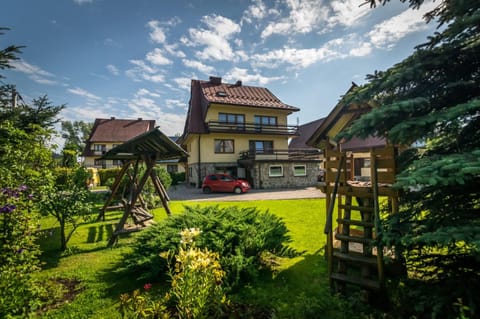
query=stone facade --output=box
[250,161,321,189]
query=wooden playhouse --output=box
[307,85,401,295]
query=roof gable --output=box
[88,118,156,142]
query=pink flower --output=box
[143,283,152,290]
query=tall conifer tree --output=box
[341,1,480,316]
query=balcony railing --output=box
[207,121,299,135]
[239,148,322,161]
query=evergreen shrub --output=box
[121,205,299,288]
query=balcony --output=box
[239,148,322,161]
[207,121,299,135]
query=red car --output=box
[202,173,251,194]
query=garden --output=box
[2,0,480,317]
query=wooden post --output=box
[370,149,385,288]
[150,170,172,216]
[97,160,133,221]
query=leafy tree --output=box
[341,0,480,317]
[61,120,92,167]
[38,166,93,250]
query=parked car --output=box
[202,173,251,194]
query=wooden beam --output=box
[97,160,133,221]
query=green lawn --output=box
[35,198,355,318]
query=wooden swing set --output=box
[96,128,187,246]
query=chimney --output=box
[235,80,242,86]
[209,76,222,84]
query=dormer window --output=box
[216,91,227,97]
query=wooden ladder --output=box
[324,146,397,294]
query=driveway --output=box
[166,183,325,202]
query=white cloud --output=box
[10,60,54,77]
[224,67,286,86]
[136,88,161,98]
[164,44,186,58]
[367,1,436,49]
[349,42,372,57]
[10,60,58,85]
[242,0,268,24]
[106,64,119,75]
[146,48,172,65]
[68,87,102,100]
[261,0,329,38]
[73,0,93,4]
[165,99,186,109]
[173,77,192,91]
[329,0,371,27]
[147,20,167,44]
[126,59,165,83]
[129,59,157,73]
[185,14,241,61]
[182,59,215,74]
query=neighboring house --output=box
[82,117,156,169]
[177,76,322,189]
[156,136,186,174]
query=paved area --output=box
[166,183,325,202]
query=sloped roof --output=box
[88,118,156,142]
[340,136,386,152]
[201,81,298,110]
[101,127,187,161]
[289,118,325,149]
[178,77,299,143]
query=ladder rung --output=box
[335,234,373,244]
[330,273,381,290]
[338,204,374,212]
[333,251,377,265]
[337,218,374,228]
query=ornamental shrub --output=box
[0,186,43,317]
[121,205,299,288]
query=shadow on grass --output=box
[234,249,350,318]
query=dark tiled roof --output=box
[289,118,325,149]
[82,118,155,156]
[89,118,155,142]
[200,81,299,110]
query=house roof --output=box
[289,118,325,149]
[178,76,299,143]
[101,127,187,161]
[306,83,374,148]
[88,117,156,142]
[339,136,386,152]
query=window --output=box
[218,113,245,124]
[113,159,122,166]
[93,144,106,152]
[215,139,234,153]
[293,165,306,176]
[254,115,277,126]
[189,167,193,177]
[249,140,273,154]
[269,165,283,177]
[167,164,178,173]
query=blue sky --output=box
[1,0,438,141]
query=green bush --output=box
[121,205,299,289]
[97,168,121,187]
[169,172,185,186]
[0,186,43,317]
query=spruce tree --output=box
[340,1,480,317]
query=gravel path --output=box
[167,183,325,202]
